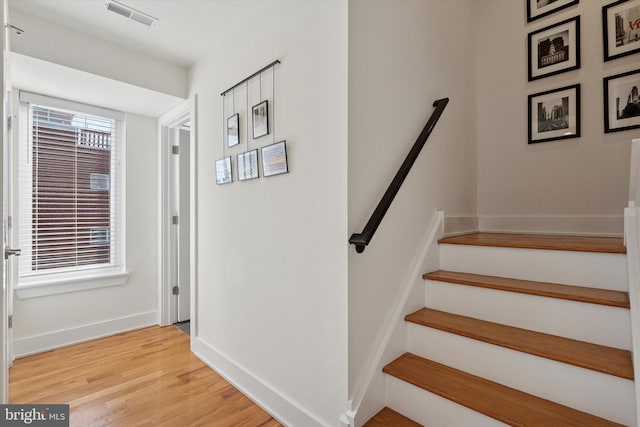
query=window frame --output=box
[15,92,128,298]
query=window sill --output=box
[15,270,129,299]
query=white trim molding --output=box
[350,211,444,426]
[193,337,327,427]
[13,310,156,358]
[625,138,640,426]
[15,271,128,299]
[443,216,478,236]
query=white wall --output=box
[348,0,477,403]
[13,113,159,355]
[8,7,187,98]
[476,0,636,232]
[188,1,348,426]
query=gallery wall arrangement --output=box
[215,59,289,184]
[526,0,640,144]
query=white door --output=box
[177,129,190,322]
[169,128,190,324]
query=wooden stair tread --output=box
[406,308,633,380]
[384,353,624,427]
[423,270,630,308]
[438,232,626,254]
[363,407,423,427]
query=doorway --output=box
[158,98,196,340]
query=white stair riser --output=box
[425,279,632,350]
[407,324,636,426]
[385,375,508,427]
[439,244,627,291]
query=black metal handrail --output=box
[349,98,449,253]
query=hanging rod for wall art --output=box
[221,60,281,96]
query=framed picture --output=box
[528,84,581,144]
[252,100,269,139]
[237,149,259,181]
[215,157,232,185]
[527,0,579,23]
[528,16,580,81]
[603,0,640,61]
[604,69,640,133]
[261,140,288,177]
[227,113,239,147]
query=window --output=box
[18,92,125,290]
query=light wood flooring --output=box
[9,326,282,427]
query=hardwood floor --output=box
[9,326,282,427]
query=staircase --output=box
[363,232,635,426]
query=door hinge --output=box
[172,215,179,225]
[7,216,12,229]
[8,315,12,329]
[7,116,11,131]
[172,145,179,155]
[172,286,179,295]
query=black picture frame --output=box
[604,69,640,133]
[237,149,259,181]
[261,140,288,177]
[252,100,269,139]
[528,84,581,144]
[227,113,239,148]
[215,157,233,185]
[528,16,580,81]
[603,0,640,61]
[527,0,579,23]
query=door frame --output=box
[158,96,197,341]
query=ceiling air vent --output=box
[105,0,158,27]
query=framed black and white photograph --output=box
[237,149,259,181]
[227,113,239,147]
[527,0,579,23]
[528,16,580,81]
[261,140,288,177]
[603,0,640,61]
[528,84,581,144]
[252,100,269,139]
[604,69,640,133]
[215,156,233,185]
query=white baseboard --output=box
[193,337,327,427]
[443,216,479,236]
[443,216,624,237]
[13,311,157,358]
[478,216,624,237]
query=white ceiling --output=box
[8,0,268,67]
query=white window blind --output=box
[18,92,125,281]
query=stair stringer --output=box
[351,211,444,427]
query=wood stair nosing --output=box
[438,232,626,254]
[363,407,423,427]
[405,308,634,380]
[423,270,630,308]
[383,353,625,427]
